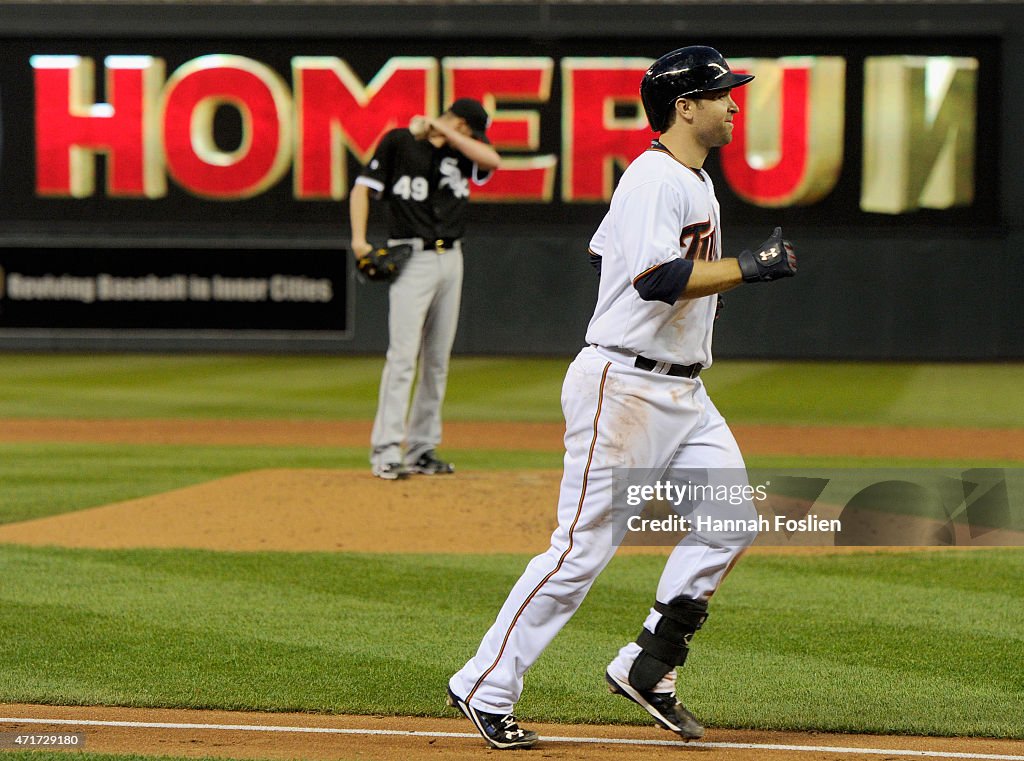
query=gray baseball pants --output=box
[371,238,463,468]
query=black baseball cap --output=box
[448,98,491,143]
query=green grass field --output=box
[1,547,1021,737]
[2,354,1024,427]
[0,354,1022,739]
[0,756,224,761]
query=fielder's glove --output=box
[737,227,797,283]
[355,243,414,283]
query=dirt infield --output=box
[3,418,1024,460]
[2,418,1022,760]
[2,704,1023,761]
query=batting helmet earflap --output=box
[640,46,755,132]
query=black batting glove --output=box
[737,227,796,283]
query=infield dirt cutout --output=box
[1,419,1022,760]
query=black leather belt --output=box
[634,354,702,379]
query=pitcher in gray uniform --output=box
[349,99,501,480]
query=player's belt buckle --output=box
[432,238,458,253]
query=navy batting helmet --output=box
[640,46,754,132]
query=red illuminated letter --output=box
[561,58,652,202]
[33,55,165,198]
[720,57,845,207]
[162,55,292,199]
[443,57,556,202]
[293,57,437,200]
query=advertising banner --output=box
[0,34,1001,338]
[0,245,349,336]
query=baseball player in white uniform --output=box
[446,46,797,749]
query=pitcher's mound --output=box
[3,468,1012,556]
[0,469,587,554]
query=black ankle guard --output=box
[628,596,709,691]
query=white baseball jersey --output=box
[450,141,757,716]
[586,145,722,368]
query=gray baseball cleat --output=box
[446,687,539,750]
[605,671,704,739]
[407,450,455,475]
[371,462,407,480]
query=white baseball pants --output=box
[449,345,758,713]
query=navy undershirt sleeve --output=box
[633,258,694,304]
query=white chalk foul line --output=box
[1,716,1022,761]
